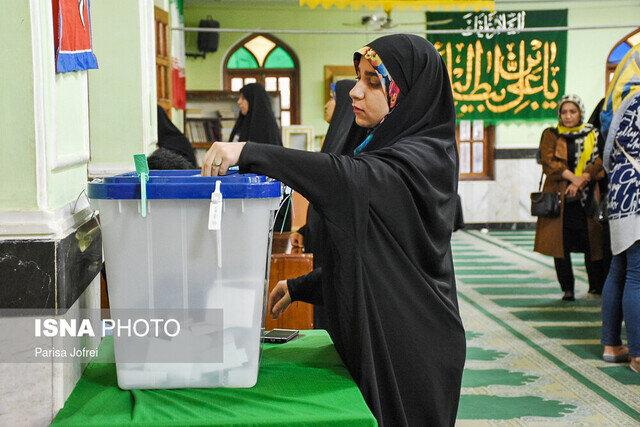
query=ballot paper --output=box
[118,369,168,387]
[206,284,257,329]
[119,330,252,388]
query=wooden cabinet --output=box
[266,232,315,330]
[265,253,314,330]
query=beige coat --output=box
[533,128,604,260]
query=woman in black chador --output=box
[156,105,198,168]
[229,82,282,146]
[203,35,465,426]
[230,82,289,229]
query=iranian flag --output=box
[170,0,186,109]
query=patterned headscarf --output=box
[557,94,586,123]
[352,46,401,155]
[600,44,640,139]
[354,46,401,112]
[556,94,599,179]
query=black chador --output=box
[229,83,282,146]
[295,79,357,329]
[156,105,198,168]
[239,35,465,426]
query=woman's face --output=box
[237,94,249,116]
[324,97,336,123]
[350,59,390,128]
[560,102,581,128]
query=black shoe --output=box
[588,288,602,295]
[562,292,575,301]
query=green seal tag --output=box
[133,154,150,217]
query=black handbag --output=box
[530,170,561,218]
[595,197,608,223]
[584,182,608,223]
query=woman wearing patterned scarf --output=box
[534,94,606,301]
[599,44,640,372]
[203,34,465,426]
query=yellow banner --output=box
[299,0,494,11]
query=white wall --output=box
[88,0,158,177]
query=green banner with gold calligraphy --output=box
[426,10,567,121]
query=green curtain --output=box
[427,9,567,122]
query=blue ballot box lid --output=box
[88,170,282,200]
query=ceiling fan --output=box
[343,8,452,31]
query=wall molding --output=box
[88,163,133,178]
[30,1,91,182]
[30,0,49,210]
[51,152,91,172]
[50,74,91,172]
[494,148,539,160]
[462,222,536,230]
[0,199,93,239]
[140,0,157,154]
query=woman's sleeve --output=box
[238,142,368,230]
[584,157,604,180]
[287,268,323,305]
[539,129,566,181]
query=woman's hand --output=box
[202,142,246,176]
[268,280,292,319]
[565,182,580,197]
[578,173,591,189]
[570,173,590,190]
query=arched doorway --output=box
[605,27,640,91]
[223,33,300,126]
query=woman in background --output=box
[600,45,640,371]
[534,94,605,301]
[156,105,198,168]
[231,83,288,230]
[229,83,282,146]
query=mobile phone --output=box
[261,328,299,343]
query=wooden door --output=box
[154,6,171,116]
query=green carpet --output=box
[493,298,600,308]
[466,347,508,361]
[454,230,640,424]
[564,344,602,360]
[475,287,559,295]
[514,310,602,322]
[456,269,533,276]
[458,277,553,285]
[457,396,576,420]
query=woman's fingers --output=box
[202,142,221,176]
[268,282,285,317]
[201,142,246,176]
[565,184,578,197]
[272,298,289,318]
[268,287,281,315]
[268,280,291,319]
